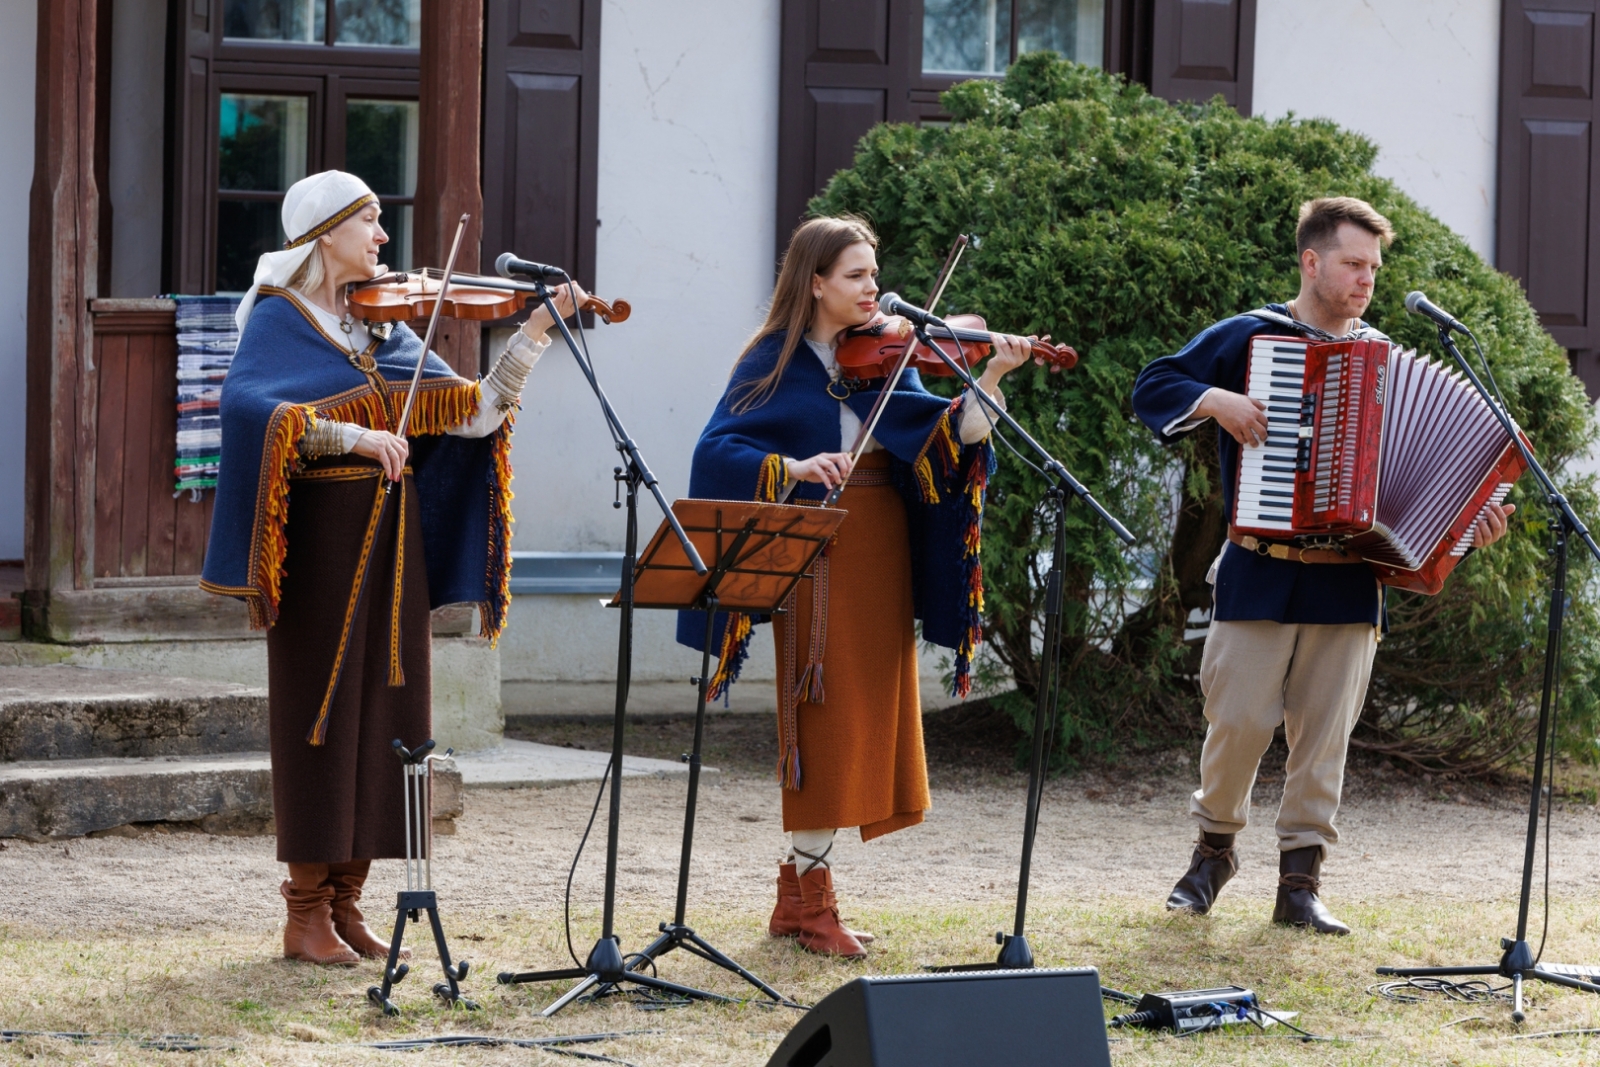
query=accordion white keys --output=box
[1232,335,1528,594]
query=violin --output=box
[834,312,1078,380]
[348,268,631,324]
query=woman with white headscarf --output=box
[203,170,586,965]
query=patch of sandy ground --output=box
[7,758,1600,937]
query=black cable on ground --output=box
[1368,976,1514,1004]
[363,1030,649,1064]
[1,1029,222,1053]
[564,759,614,967]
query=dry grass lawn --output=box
[5,706,1600,1065]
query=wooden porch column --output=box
[24,0,101,608]
[415,0,486,377]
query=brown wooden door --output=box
[1147,0,1256,113]
[1498,0,1600,381]
[481,0,602,295]
[776,0,916,250]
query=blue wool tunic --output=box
[1131,305,1384,626]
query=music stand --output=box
[500,499,843,1013]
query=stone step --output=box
[0,665,267,761]
[0,750,463,840]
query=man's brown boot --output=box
[1165,831,1237,915]
[327,859,409,960]
[770,862,874,943]
[795,865,866,959]
[1272,845,1350,935]
[282,863,360,965]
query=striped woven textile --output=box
[174,295,241,495]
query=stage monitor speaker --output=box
[764,967,1111,1067]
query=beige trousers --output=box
[1191,619,1377,853]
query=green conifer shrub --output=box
[811,53,1600,775]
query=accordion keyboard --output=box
[1235,337,1309,533]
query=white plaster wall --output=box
[108,0,169,298]
[499,0,783,690]
[508,0,782,551]
[0,1,36,561]
[1253,1,1500,260]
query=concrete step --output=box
[452,738,717,790]
[0,665,267,761]
[0,750,464,840]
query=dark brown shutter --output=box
[1147,0,1256,114]
[481,0,601,297]
[166,0,217,294]
[776,0,915,251]
[1498,0,1600,357]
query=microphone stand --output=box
[904,318,1135,972]
[496,277,713,1015]
[1376,324,1600,1022]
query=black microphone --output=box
[1404,290,1470,335]
[878,292,946,329]
[495,251,569,281]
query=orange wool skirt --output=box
[774,451,931,842]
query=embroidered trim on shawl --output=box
[235,378,483,631]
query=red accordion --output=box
[1232,335,1527,594]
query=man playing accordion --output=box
[1130,197,1514,934]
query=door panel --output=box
[1499,1,1600,349]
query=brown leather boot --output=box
[770,863,874,943]
[1272,845,1350,935]
[796,864,866,959]
[1165,832,1237,915]
[327,859,409,960]
[282,863,360,965]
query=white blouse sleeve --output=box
[957,385,1007,444]
[447,329,551,439]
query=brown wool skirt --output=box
[267,459,432,863]
[774,451,930,842]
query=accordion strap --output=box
[1244,307,1388,343]
[1228,528,1368,565]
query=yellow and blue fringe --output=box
[479,411,516,645]
[247,382,487,630]
[756,452,786,503]
[910,400,962,505]
[707,611,754,702]
[953,450,989,697]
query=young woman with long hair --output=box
[677,216,1034,958]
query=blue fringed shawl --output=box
[675,330,994,697]
[199,288,515,640]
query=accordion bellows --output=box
[1233,335,1527,595]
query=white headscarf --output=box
[234,170,378,332]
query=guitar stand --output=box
[368,739,478,1016]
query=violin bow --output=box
[394,213,470,441]
[796,234,969,508]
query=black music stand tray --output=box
[499,499,842,1013]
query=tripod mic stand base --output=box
[924,932,1035,974]
[628,922,796,1006]
[1378,938,1600,1024]
[497,934,742,1017]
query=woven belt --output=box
[846,466,893,487]
[1227,528,1366,565]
